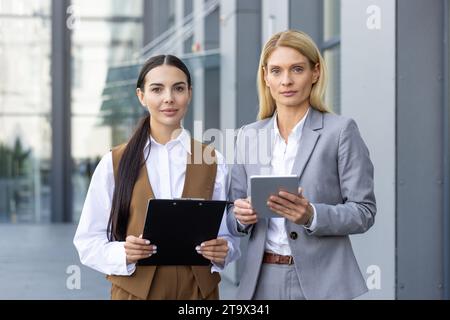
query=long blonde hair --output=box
[257,30,330,120]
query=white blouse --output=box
[265,109,317,256]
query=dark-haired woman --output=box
[74,55,240,300]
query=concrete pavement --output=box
[0,224,238,300]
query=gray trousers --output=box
[252,263,306,300]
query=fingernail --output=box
[145,240,150,245]
[200,243,205,247]
[153,245,157,250]
[195,246,201,251]
[148,253,152,256]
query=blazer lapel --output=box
[257,116,275,175]
[291,108,323,179]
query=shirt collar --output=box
[273,107,310,141]
[143,127,191,155]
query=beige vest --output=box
[106,139,221,299]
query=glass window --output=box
[168,0,176,27]
[71,0,144,222]
[0,0,51,16]
[324,46,341,113]
[72,0,143,18]
[71,20,143,115]
[0,0,51,223]
[323,0,340,41]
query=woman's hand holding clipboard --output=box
[124,234,157,265]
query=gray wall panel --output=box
[397,0,445,299]
[341,0,396,299]
[51,0,72,222]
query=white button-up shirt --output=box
[265,108,317,255]
[74,129,239,276]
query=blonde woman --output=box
[227,30,376,299]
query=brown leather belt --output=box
[262,251,294,265]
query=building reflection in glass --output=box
[0,0,52,223]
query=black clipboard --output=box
[137,199,230,266]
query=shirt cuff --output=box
[236,219,251,233]
[304,203,318,231]
[110,241,136,276]
[126,263,137,275]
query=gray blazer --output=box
[227,108,376,300]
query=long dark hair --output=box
[107,55,192,241]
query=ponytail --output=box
[107,114,150,241]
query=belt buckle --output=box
[288,256,293,265]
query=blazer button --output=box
[290,231,298,240]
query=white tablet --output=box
[250,175,299,219]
